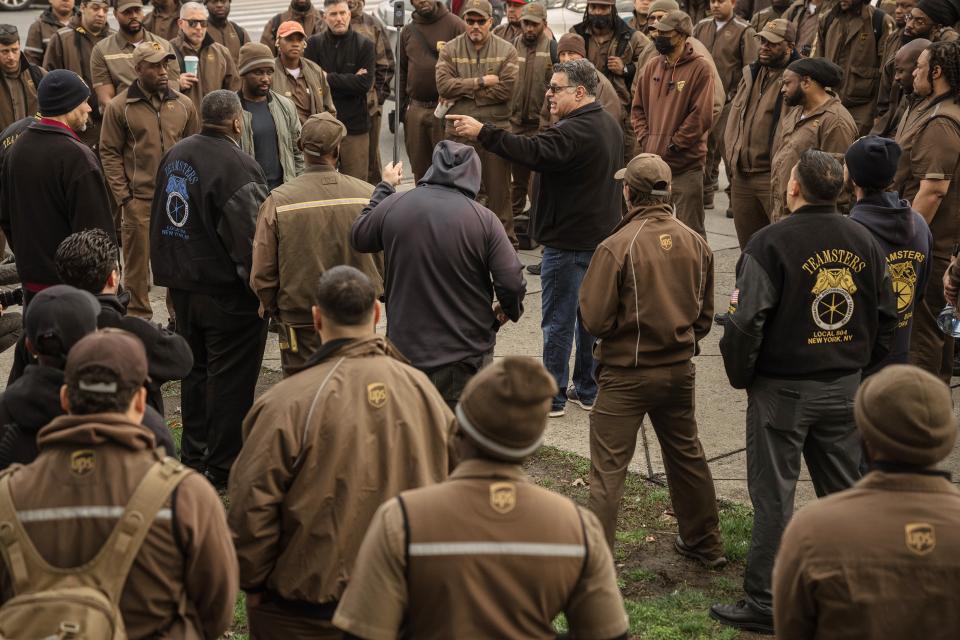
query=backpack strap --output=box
[870,7,884,44]
[0,470,32,594]
[93,457,188,604]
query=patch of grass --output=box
[624,568,658,584]
[161,380,181,398]
[624,589,740,640]
[224,592,248,639]
[165,416,182,456]
[616,528,650,545]
[718,500,753,563]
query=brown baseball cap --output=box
[461,0,492,18]
[116,0,144,11]
[755,18,796,43]
[615,153,672,196]
[65,329,150,394]
[133,41,175,66]
[277,20,307,39]
[521,2,547,23]
[655,9,693,36]
[456,357,557,462]
[557,33,586,57]
[648,0,679,14]
[300,112,347,156]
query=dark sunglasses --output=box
[464,16,488,25]
[185,19,208,27]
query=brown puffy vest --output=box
[400,475,587,639]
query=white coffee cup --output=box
[184,55,199,75]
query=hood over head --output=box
[850,191,917,246]
[419,140,482,198]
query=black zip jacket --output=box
[0,120,115,288]
[720,204,898,388]
[477,101,623,251]
[150,130,268,295]
[304,29,375,135]
[850,192,932,374]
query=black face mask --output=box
[654,35,675,54]
[587,14,611,30]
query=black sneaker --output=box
[726,208,734,219]
[714,312,728,326]
[526,262,542,275]
[709,601,774,635]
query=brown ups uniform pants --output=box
[509,123,539,218]
[339,132,370,181]
[121,197,154,318]
[589,361,723,557]
[278,324,323,377]
[450,133,516,247]
[672,169,706,239]
[404,102,443,182]
[730,172,772,249]
[910,254,954,383]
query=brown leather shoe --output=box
[674,535,728,569]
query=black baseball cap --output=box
[25,285,100,357]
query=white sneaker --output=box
[548,408,565,418]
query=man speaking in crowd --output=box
[447,58,622,417]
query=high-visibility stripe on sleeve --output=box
[16,506,172,523]
[409,542,585,558]
[275,198,370,213]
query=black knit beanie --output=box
[38,70,90,117]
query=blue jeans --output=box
[541,247,597,410]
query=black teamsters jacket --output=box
[478,101,623,251]
[720,204,898,388]
[150,130,268,295]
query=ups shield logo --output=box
[659,234,673,251]
[489,482,517,514]
[70,450,95,477]
[905,523,936,555]
[367,382,388,409]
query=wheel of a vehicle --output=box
[0,0,33,11]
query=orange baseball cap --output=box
[277,20,307,39]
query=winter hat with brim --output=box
[38,70,90,117]
[557,33,587,56]
[238,43,275,75]
[855,364,957,466]
[456,357,557,463]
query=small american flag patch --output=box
[730,289,739,304]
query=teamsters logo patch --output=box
[810,267,856,331]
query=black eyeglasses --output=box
[464,17,487,25]
[185,19,208,27]
[547,84,574,93]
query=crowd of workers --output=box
[0,0,956,636]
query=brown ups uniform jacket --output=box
[632,41,716,174]
[492,21,522,42]
[510,32,554,128]
[749,4,786,31]
[206,18,250,62]
[893,95,960,258]
[273,56,336,124]
[436,33,519,136]
[693,16,758,99]
[724,61,790,175]
[43,23,113,147]
[251,164,382,324]
[773,471,960,639]
[170,33,240,109]
[0,413,238,639]
[0,56,44,132]
[815,3,895,123]
[24,9,73,66]
[398,3,465,107]
[579,25,648,124]
[579,202,713,367]
[782,0,820,55]
[333,459,629,640]
[770,94,857,220]
[260,5,323,55]
[228,335,456,606]
[99,82,199,204]
[90,31,180,94]
[143,5,181,42]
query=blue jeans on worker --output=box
[541,246,597,410]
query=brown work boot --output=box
[674,535,727,569]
